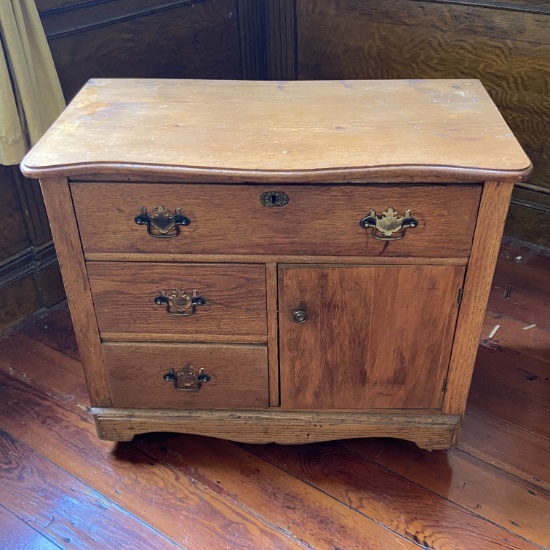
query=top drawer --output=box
[70,183,481,258]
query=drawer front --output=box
[72,183,481,258]
[103,343,269,409]
[87,262,267,342]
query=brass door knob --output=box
[291,308,308,323]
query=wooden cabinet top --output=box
[21,78,531,183]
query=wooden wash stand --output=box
[21,79,531,450]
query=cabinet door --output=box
[278,265,465,410]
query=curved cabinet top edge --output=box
[20,162,532,184]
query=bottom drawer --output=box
[103,343,269,409]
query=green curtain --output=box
[0,0,65,165]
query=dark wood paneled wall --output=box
[0,166,64,331]
[2,0,548,329]
[295,0,550,245]
[40,0,243,101]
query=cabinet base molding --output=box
[92,408,461,450]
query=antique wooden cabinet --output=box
[21,79,531,450]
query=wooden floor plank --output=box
[481,312,550,365]
[459,407,550,493]
[0,503,62,550]
[18,304,80,361]
[0,429,182,550]
[488,261,550,332]
[469,360,550,440]
[498,237,550,274]
[243,441,541,550]
[0,371,313,550]
[134,433,420,550]
[472,346,550,402]
[342,437,550,549]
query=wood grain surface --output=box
[0,429,180,549]
[37,178,111,406]
[87,262,267,341]
[21,79,531,181]
[343,437,550,549]
[278,265,465,409]
[92,408,459,449]
[0,503,62,550]
[71,182,481,258]
[247,442,541,550]
[103,342,269,409]
[443,181,515,415]
[42,0,242,101]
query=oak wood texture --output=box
[70,182,481,258]
[92,408,460,449]
[84,253,470,266]
[87,262,267,342]
[265,263,280,406]
[443,181,515,415]
[103,342,269,409]
[20,79,531,182]
[248,441,541,550]
[2,234,548,548]
[278,265,464,409]
[37,177,111,407]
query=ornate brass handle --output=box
[163,366,211,391]
[360,207,418,241]
[134,205,190,238]
[155,288,206,316]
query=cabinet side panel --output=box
[443,181,515,415]
[38,177,111,406]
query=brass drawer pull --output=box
[154,288,206,316]
[163,366,211,391]
[360,207,417,241]
[134,205,190,238]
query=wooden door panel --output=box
[278,265,465,409]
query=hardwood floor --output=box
[0,237,548,550]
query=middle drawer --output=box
[87,262,267,342]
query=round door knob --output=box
[291,308,308,323]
